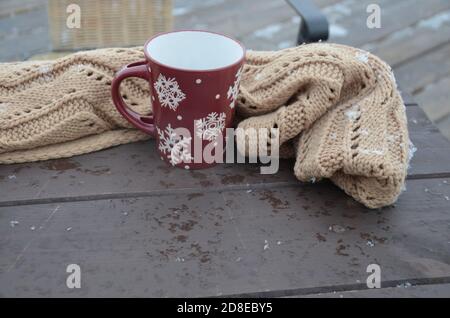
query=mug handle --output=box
[111,60,155,136]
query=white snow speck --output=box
[0,102,10,113]
[277,241,282,245]
[390,71,398,88]
[445,196,449,201]
[177,115,182,121]
[361,129,369,136]
[253,24,283,39]
[172,7,191,16]
[418,12,450,30]
[184,165,190,170]
[325,2,352,16]
[397,282,412,288]
[310,177,316,183]
[291,16,301,24]
[263,240,269,250]
[401,183,407,192]
[345,105,360,121]
[175,257,185,262]
[386,134,396,142]
[38,64,53,74]
[355,51,369,63]
[360,149,384,156]
[277,41,291,49]
[30,226,36,231]
[329,224,346,233]
[215,94,220,99]
[195,79,202,84]
[330,24,348,37]
[366,240,375,247]
[408,141,417,163]
[8,175,16,180]
[10,220,19,227]
[66,227,72,231]
[236,257,241,262]
[246,189,252,193]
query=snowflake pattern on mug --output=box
[195,112,226,141]
[157,124,192,166]
[154,73,186,111]
[227,66,243,109]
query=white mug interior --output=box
[146,31,245,71]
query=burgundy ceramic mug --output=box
[111,30,245,169]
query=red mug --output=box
[111,30,245,169]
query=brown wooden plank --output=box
[362,9,450,68]
[0,0,46,19]
[174,0,340,49]
[294,283,450,297]
[435,113,450,142]
[1,177,449,297]
[242,0,450,52]
[401,90,417,107]
[394,42,450,98]
[414,76,450,123]
[241,0,392,50]
[0,106,449,205]
[331,0,450,47]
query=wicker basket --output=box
[48,0,173,50]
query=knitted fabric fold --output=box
[0,44,411,208]
[237,44,410,208]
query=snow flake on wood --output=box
[195,112,226,141]
[157,124,192,166]
[154,73,186,111]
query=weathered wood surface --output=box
[1,176,449,297]
[1,104,450,297]
[1,0,450,297]
[293,283,450,298]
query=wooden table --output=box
[1,93,450,297]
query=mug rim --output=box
[144,30,246,73]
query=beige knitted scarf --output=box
[0,44,410,208]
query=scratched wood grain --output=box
[1,177,449,297]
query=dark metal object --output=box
[287,0,329,44]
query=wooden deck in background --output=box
[1,0,450,298]
[1,0,449,140]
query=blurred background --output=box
[1,0,449,140]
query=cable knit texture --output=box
[0,44,410,208]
